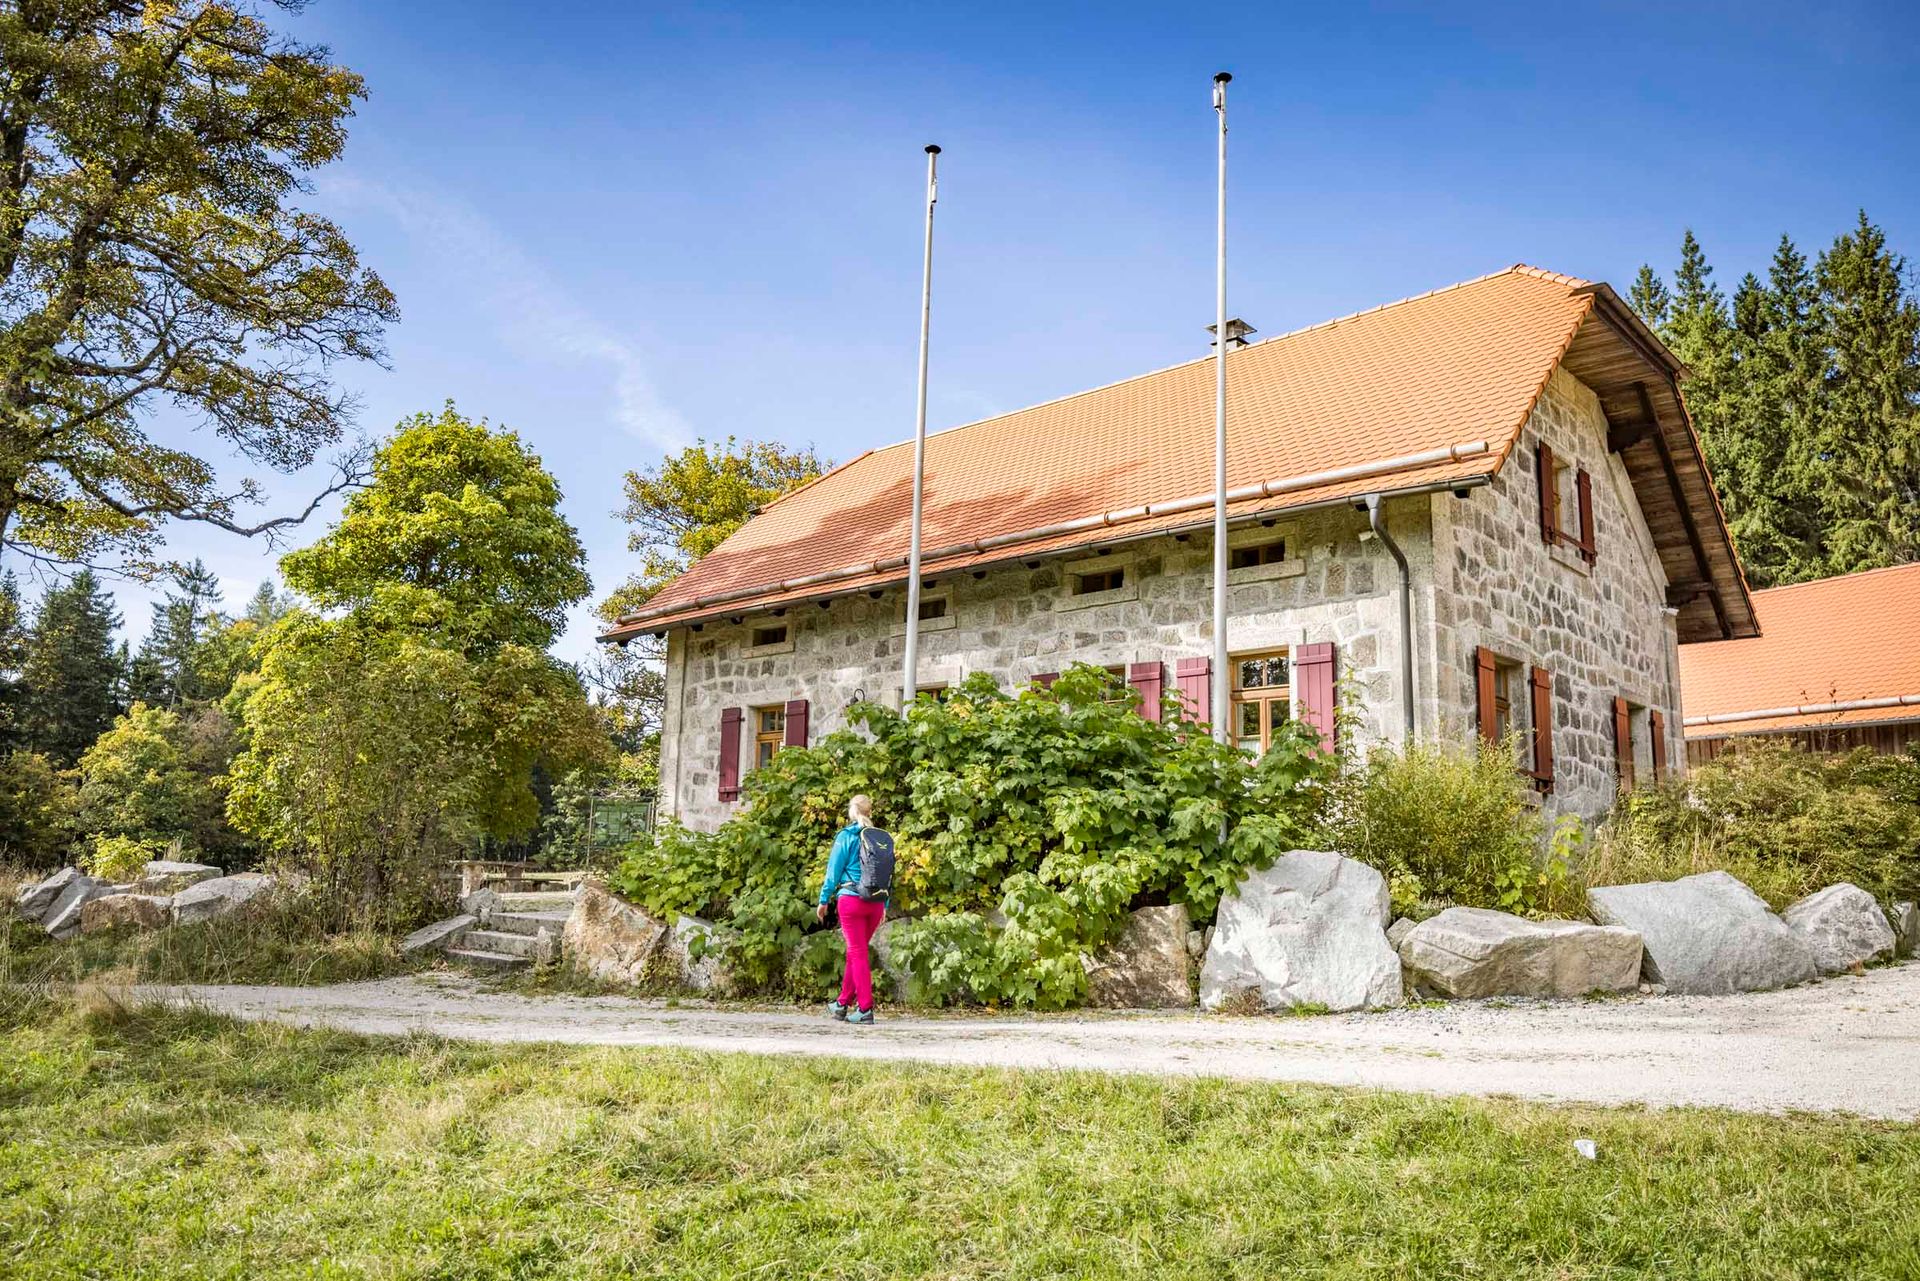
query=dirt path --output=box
[139,961,1920,1119]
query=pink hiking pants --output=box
[836,894,887,1012]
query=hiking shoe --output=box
[846,1007,877,1025]
[826,1000,849,1021]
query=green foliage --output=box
[0,750,78,868]
[73,703,229,861]
[1632,214,1920,586]
[1316,737,1547,919]
[615,666,1333,1006]
[128,560,225,708]
[232,409,610,927]
[228,611,608,929]
[0,571,24,747]
[1587,742,1920,909]
[18,571,124,765]
[82,833,168,884]
[281,405,590,652]
[598,436,830,625]
[0,0,394,569]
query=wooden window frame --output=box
[1230,648,1292,756]
[752,704,787,770]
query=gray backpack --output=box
[855,827,895,901]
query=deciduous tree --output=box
[0,0,395,570]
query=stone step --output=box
[462,928,536,958]
[444,947,529,972]
[489,910,569,937]
[496,891,575,912]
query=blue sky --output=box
[16,0,1918,662]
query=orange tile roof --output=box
[1680,562,1920,735]
[608,265,1602,637]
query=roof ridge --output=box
[1751,560,1920,597]
[855,264,1588,459]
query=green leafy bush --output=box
[0,751,78,869]
[1586,742,1920,908]
[1315,737,1548,919]
[614,665,1334,1006]
[73,703,228,862]
[82,833,168,883]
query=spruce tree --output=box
[0,572,25,749]
[133,560,224,706]
[21,571,125,765]
[1814,211,1920,575]
[1629,265,1671,328]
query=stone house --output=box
[603,266,1756,831]
[1681,562,1920,764]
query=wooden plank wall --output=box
[1686,720,1920,766]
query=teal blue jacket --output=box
[818,822,883,905]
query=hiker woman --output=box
[818,793,888,1024]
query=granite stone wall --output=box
[660,502,1427,832]
[658,364,1680,831]
[1428,364,1683,821]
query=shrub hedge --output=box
[614,665,1334,1007]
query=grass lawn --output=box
[2,993,1916,1278]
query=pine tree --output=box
[0,572,26,749]
[1814,211,1920,575]
[244,580,291,628]
[133,560,224,707]
[20,571,125,765]
[1629,265,1671,328]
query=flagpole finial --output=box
[925,144,941,155]
[1214,71,1232,84]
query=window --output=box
[1073,567,1126,595]
[753,705,786,769]
[1493,657,1529,769]
[1535,440,1596,564]
[917,596,948,621]
[916,684,951,703]
[1230,650,1291,755]
[1229,539,1287,570]
[750,623,788,648]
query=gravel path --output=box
[140,961,1920,1119]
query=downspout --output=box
[1364,493,1415,741]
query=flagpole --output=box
[1210,73,1231,745]
[902,143,940,710]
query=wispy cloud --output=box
[321,175,690,453]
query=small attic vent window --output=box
[918,597,948,621]
[751,624,788,648]
[1073,567,1126,595]
[1230,539,1286,570]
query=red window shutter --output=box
[1576,467,1597,563]
[1474,646,1498,743]
[1650,709,1667,783]
[1293,643,1338,752]
[1529,666,1554,791]
[783,698,809,748]
[1127,661,1164,723]
[1033,672,1059,690]
[1613,696,1633,791]
[1535,441,1557,543]
[1174,657,1211,726]
[717,707,743,802]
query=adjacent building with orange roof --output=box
[1680,562,1920,762]
[608,266,1756,829]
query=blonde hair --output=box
[848,794,873,825]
